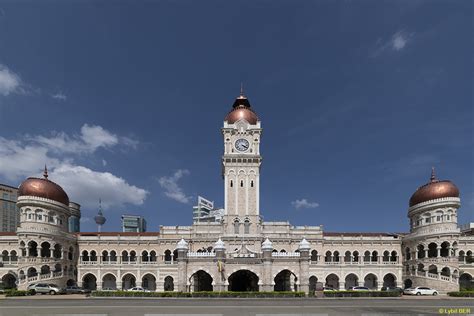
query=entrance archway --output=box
[122,274,136,290]
[228,270,259,291]
[309,276,318,292]
[142,274,156,291]
[102,274,117,290]
[191,270,213,292]
[164,276,174,291]
[345,273,358,289]
[460,273,473,290]
[404,279,412,289]
[383,273,396,288]
[1,273,17,289]
[274,270,297,291]
[82,273,97,290]
[364,273,377,289]
[326,274,339,289]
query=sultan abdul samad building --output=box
[0,92,473,294]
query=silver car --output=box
[30,283,64,295]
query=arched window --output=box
[142,251,149,262]
[244,219,250,234]
[311,250,318,262]
[82,250,89,261]
[110,251,117,262]
[233,219,240,234]
[371,251,378,262]
[173,250,178,261]
[325,251,332,262]
[164,250,172,262]
[240,180,244,187]
[90,251,97,262]
[405,247,411,260]
[390,251,397,262]
[150,251,157,262]
[364,251,370,262]
[333,251,340,262]
[353,251,359,262]
[230,180,233,187]
[129,251,136,262]
[383,251,390,262]
[251,181,254,187]
[344,251,351,263]
[122,251,129,262]
[102,250,109,262]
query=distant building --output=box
[121,215,147,232]
[193,196,224,223]
[0,184,20,232]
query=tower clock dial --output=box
[235,138,250,152]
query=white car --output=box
[349,286,370,291]
[127,286,150,292]
[403,287,438,296]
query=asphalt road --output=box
[0,297,473,316]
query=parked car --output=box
[27,283,37,290]
[101,287,116,292]
[30,283,65,295]
[323,286,338,292]
[65,286,91,294]
[127,286,150,292]
[349,286,370,291]
[403,287,438,296]
[381,286,403,293]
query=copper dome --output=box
[18,167,69,206]
[224,93,259,125]
[409,168,459,207]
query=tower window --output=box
[251,181,254,187]
[233,220,240,234]
[244,220,250,234]
[230,180,233,188]
[240,180,243,187]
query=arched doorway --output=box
[383,273,396,288]
[102,274,117,290]
[345,273,358,289]
[66,279,76,287]
[142,274,156,291]
[122,274,136,290]
[364,273,377,289]
[1,273,17,289]
[228,270,259,291]
[326,274,339,289]
[404,279,412,289]
[274,270,297,291]
[191,270,213,292]
[309,276,318,292]
[460,273,473,290]
[164,276,174,291]
[82,274,97,290]
[27,267,37,278]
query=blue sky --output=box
[0,1,472,233]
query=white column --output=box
[256,173,260,216]
[224,174,228,214]
[245,175,249,216]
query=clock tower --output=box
[222,90,262,235]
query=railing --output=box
[233,253,256,258]
[428,273,438,279]
[272,252,300,258]
[187,252,216,257]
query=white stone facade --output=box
[0,95,473,294]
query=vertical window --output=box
[233,220,240,234]
[240,180,244,187]
[251,181,254,187]
[244,220,250,234]
[230,180,233,187]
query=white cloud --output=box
[0,125,147,210]
[371,30,414,57]
[291,198,319,209]
[51,163,148,210]
[80,217,92,223]
[51,92,67,101]
[0,64,21,96]
[102,159,107,166]
[158,169,192,203]
[33,124,123,154]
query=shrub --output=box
[91,291,306,298]
[324,290,401,298]
[4,289,33,297]
[447,291,474,297]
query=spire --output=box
[430,166,436,182]
[98,198,103,216]
[237,82,247,100]
[43,165,48,179]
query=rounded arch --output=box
[404,279,413,289]
[344,273,359,289]
[228,270,259,292]
[122,273,136,290]
[383,273,396,288]
[190,270,213,292]
[309,276,318,292]
[459,273,473,290]
[428,242,438,258]
[27,267,37,277]
[325,273,339,289]
[164,276,174,291]
[102,273,117,290]
[363,273,378,289]
[274,269,297,291]
[142,273,156,291]
[1,273,17,289]
[82,273,97,290]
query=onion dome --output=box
[214,238,226,251]
[176,238,189,250]
[261,238,273,251]
[18,166,69,206]
[224,87,259,125]
[409,168,460,207]
[94,199,106,226]
[298,238,311,251]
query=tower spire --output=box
[43,165,48,179]
[240,82,244,96]
[94,198,106,232]
[430,166,436,182]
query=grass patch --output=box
[447,291,474,297]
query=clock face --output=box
[235,138,250,152]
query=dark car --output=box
[381,286,403,293]
[65,286,91,294]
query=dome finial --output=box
[430,166,436,182]
[43,165,48,179]
[237,82,246,99]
